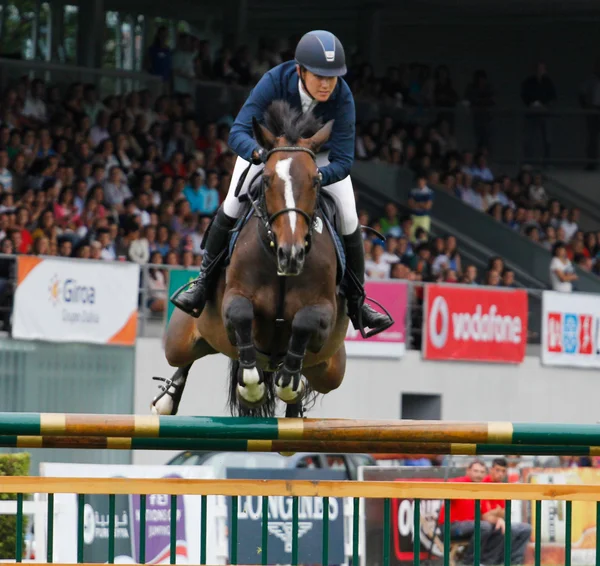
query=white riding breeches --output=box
[222,153,359,235]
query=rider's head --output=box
[295,30,347,103]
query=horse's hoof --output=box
[151,395,175,416]
[275,375,305,404]
[236,367,266,408]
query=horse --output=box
[153,101,349,418]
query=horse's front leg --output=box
[276,304,333,405]
[223,294,266,407]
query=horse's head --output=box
[252,101,333,276]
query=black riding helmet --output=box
[294,30,347,77]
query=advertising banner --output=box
[541,291,600,368]
[359,466,523,566]
[523,467,600,565]
[166,272,408,358]
[226,468,345,565]
[423,284,528,363]
[12,257,139,345]
[39,462,226,564]
[359,466,464,566]
[166,268,198,325]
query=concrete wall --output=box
[133,337,599,465]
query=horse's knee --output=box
[224,295,253,323]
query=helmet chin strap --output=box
[299,67,316,101]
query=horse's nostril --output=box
[297,248,305,263]
[277,247,288,265]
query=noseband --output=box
[237,146,321,254]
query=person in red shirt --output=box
[482,458,532,565]
[438,459,504,565]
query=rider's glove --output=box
[251,148,267,165]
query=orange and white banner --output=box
[12,256,139,346]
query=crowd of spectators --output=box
[0,30,594,327]
[354,103,600,291]
[0,74,240,313]
[361,201,515,288]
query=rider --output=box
[171,30,393,335]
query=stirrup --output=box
[344,268,394,339]
[355,297,395,339]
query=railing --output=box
[2,413,600,564]
[0,57,164,100]
[1,476,599,566]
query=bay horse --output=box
[154,101,349,418]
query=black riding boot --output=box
[170,208,236,318]
[343,227,394,336]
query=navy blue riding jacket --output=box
[228,60,356,187]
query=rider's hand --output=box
[251,148,267,165]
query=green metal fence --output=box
[3,475,600,565]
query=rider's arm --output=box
[318,82,356,187]
[228,71,279,162]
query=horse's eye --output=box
[313,176,321,188]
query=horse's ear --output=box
[252,116,276,150]
[306,120,334,153]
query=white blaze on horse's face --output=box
[275,157,297,236]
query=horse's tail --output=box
[227,360,277,417]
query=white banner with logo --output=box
[12,256,140,345]
[39,462,226,565]
[541,291,600,367]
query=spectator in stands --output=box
[579,59,600,170]
[147,251,167,313]
[22,79,47,125]
[408,174,434,239]
[561,208,580,243]
[528,172,548,206]
[0,150,13,191]
[482,458,532,565]
[550,242,578,292]
[146,26,173,87]
[521,62,556,161]
[438,460,504,566]
[379,203,402,237]
[172,33,197,96]
[462,264,478,284]
[502,268,517,287]
[365,241,390,279]
[464,70,495,151]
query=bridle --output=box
[235,145,321,254]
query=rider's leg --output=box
[171,156,263,317]
[316,153,394,334]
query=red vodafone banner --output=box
[423,284,528,363]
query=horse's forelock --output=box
[262,100,322,145]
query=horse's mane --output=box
[262,100,322,143]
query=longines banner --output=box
[12,256,140,345]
